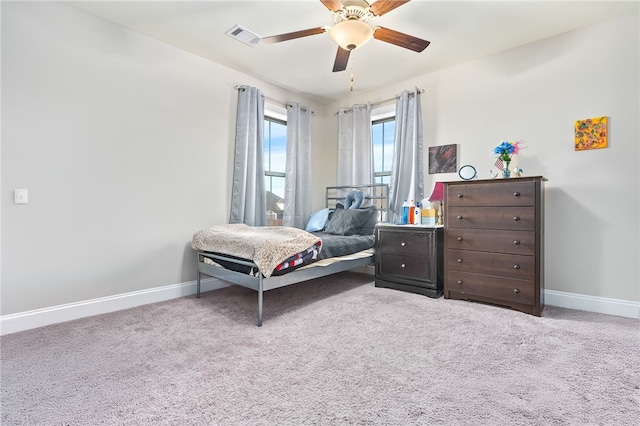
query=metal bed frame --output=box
[195,184,388,326]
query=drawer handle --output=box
[457,258,463,263]
[513,240,521,245]
[457,236,463,241]
[514,192,521,197]
[457,215,463,220]
[457,280,463,285]
[457,193,463,198]
[513,216,521,221]
[401,242,406,247]
[513,288,520,294]
[401,263,406,268]
[513,264,520,270]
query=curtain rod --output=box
[234,85,314,114]
[334,88,424,115]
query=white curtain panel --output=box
[229,86,267,226]
[388,88,424,223]
[283,102,312,229]
[336,103,374,188]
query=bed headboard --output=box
[325,184,389,223]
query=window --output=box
[372,116,395,186]
[264,115,286,225]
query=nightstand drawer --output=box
[446,206,535,231]
[378,253,431,282]
[446,271,535,305]
[377,230,431,256]
[446,249,535,280]
[446,180,536,207]
[446,229,536,255]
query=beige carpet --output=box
[1,271,639,425]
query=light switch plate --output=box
[15,189,28,204]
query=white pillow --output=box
[305,208,331,232]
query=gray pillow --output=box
[357,206,379,235]
[324,206,377,236]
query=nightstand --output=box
[374,223,444,298]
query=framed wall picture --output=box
[428,144,457,174]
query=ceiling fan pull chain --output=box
[349,53,355,92]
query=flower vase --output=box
[502,160,511,178]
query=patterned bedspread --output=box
[192,224,322,278]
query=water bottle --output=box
[401,200,409,224]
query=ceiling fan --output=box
[261,0,430,72]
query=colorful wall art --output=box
[575,116,608,151]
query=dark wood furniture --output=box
[375,224,444,298]
[443,176,546,316]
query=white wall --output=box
[326,13,640,303]
[0,1,326,315]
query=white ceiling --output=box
[64,0,639,104]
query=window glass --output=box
[372,116,395,186]
[264,116,286,225]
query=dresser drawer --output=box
[378,253,433,283]
[446,180,536,207]
[377,229,432,256]
[446,206,535,231]
[446,229,536,255]
[446,249,535,280]
[446,271,535,305]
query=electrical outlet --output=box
[15,189,28,204]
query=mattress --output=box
[204,232,375,277]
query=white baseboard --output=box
[0,278,229,336]
[544,290,639,319]
[1,283,637,336]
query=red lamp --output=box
[428,182,445,226]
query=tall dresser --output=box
[443,176,546,316]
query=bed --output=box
[192,184,388,326]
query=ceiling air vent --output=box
[225,25,261,46]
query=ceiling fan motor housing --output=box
[334,0,373,23]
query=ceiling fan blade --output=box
[262,27,326,44]
[373,27,430,52]
[369,0,411,16]
[333,47,351,72]
[320,0,344,12]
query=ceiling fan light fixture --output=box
[329,19,374,51]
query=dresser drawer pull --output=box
[401,263,406,268]
[457,215,463,220]
[513,264,520,270]
[457,280,463,285]
[513,288,520,294]
[457,236,463,241]
[513,216,521,221]
[457,258,463,263]
[457,193,463,198]
[400,242,406,247]
[513,192,521,197]
[513,240,520,245]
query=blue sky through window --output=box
[264,119,286,199]
[372,118,395,184]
